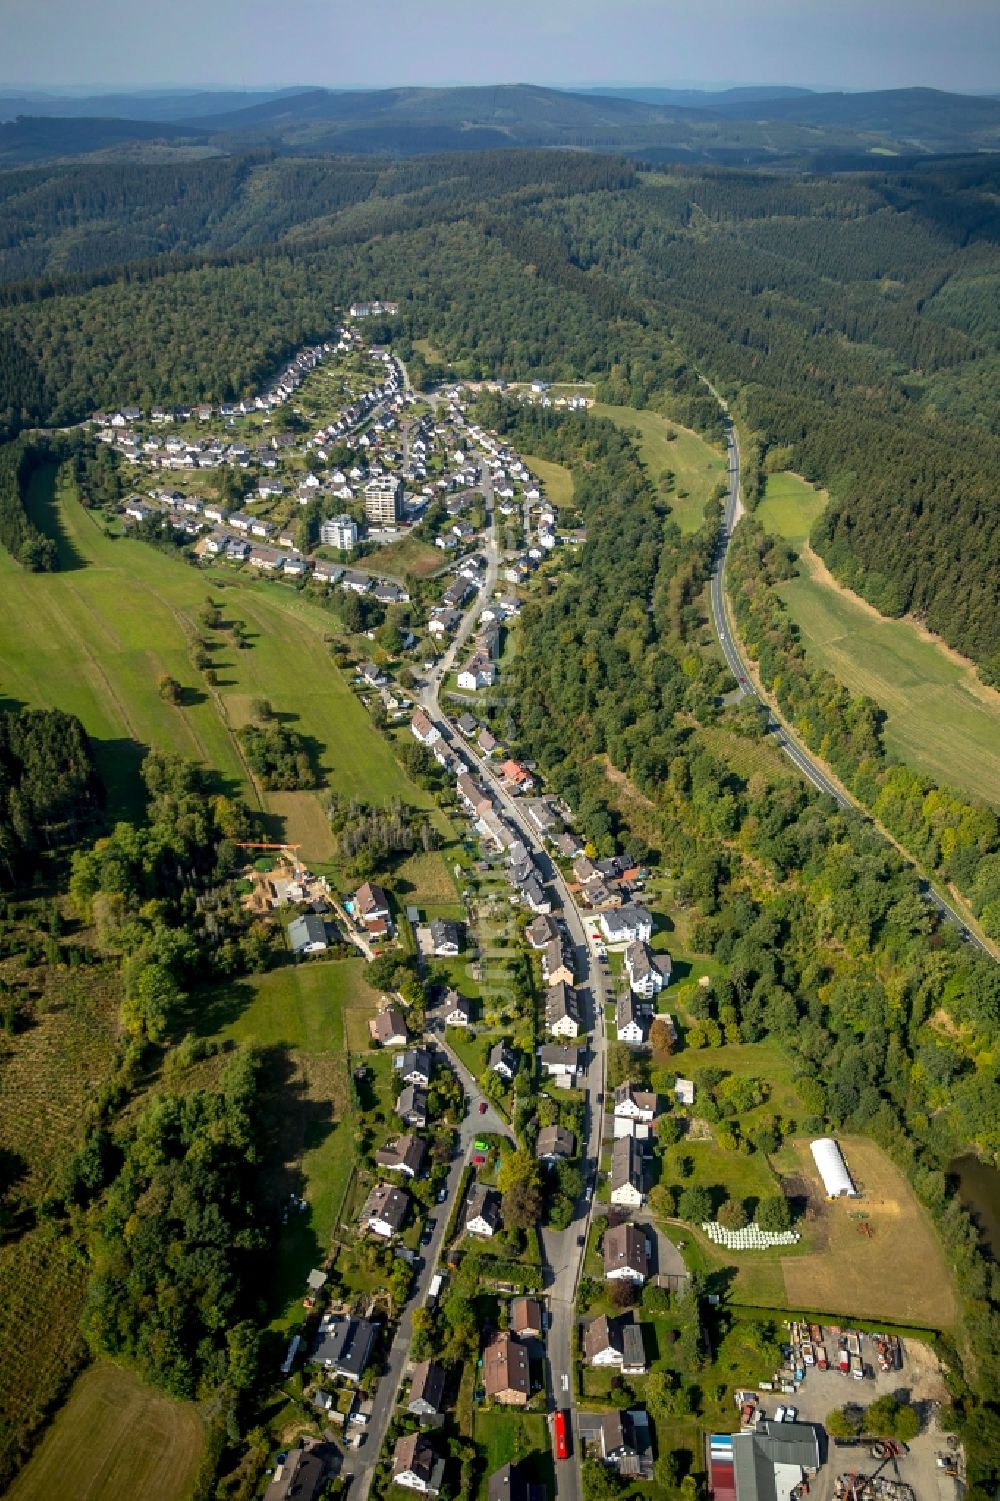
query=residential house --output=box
[429,919,462,957]
[499,759,534,793]
[488,1464,543,1501]
[542,939,574,988]
[309,1314,376,1380]
[583,1315,648,1376]
[537,1044,579,1081]
[362,1182,410,1238]
[600,904,653,946]
[603,1223,650,1284]
[264,1446,327,1501]
[551,830,582,860]
[374,1134,427,1179]
[358,661,385,687]
[457,657,496,692]
[545,982,580,1040]
[510,1297,544,1339]
[613,1084,659,1129]
[609,1136,645,1208]
[456,713,478,737]
[616,991,647,1046]
[483,1331,531,1406]
[395,1048,432,1087]
[465,1184,501,1238]
[396,1085,428,1128]
[391,1433,444,1495]
[369,1008,409,1048]
[525,914,559,950]
[354,881,391,927]
[578,1409,654,1479]
[456,773,491,816]
[489,1041,517,1081]
[536,1125,575,1162]
[410,709,442,748]
[442,990,472,1027]
[520,875,551,915]
[341,569,371,594]
[624,941,671,998]
[407,1359,447,1418]
[288,914,328,955]
[479,728,498,756]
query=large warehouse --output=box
[810,1138,858,1199]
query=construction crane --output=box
[234,841,302,851]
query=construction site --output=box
[236,843,332,917]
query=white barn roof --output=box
[810,1137,857,1198]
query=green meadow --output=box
[753,474,1000,806]
[591,402,726,532]
[2,465,448,858]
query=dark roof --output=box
[264,1445,327,1501]
[408,1358,447,1413]
[374,1134,427,1176]
[289,914,327,950]
[483,1331,530,1397]
[536,1124,575,1160]
[309,1316,376,1380]
[488,1464,535,1501]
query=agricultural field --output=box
[522,453,575,508]
[3,465,452,869]
[8,1363,203,1501]
[591,403,726,532]
[0,956,122,1489]
[191,958,381,1326]
[774,548,1000,809]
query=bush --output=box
[755,1194,791,1232]
[717,1197,748,1231]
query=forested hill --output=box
[0,147,998,674]
[4,81,1000,164]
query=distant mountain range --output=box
[2,81,999,166]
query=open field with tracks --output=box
[1,465,449,861]
[8,1363,203,1501]
[591,402,726,532]
[756,478,1000,805]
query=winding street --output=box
[710,404,991,958]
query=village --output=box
[91,314,961,1501]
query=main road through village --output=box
[354,383,994,1497]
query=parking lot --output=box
[753,1335,960,1501]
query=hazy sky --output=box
[4,0,999,94]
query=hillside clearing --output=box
[754,471,827,542]
[591,402,726,532]
[1,466,450,864]
[522,453,574,508]
[8,1363,203,1501]
[778,544,1000,807]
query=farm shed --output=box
[810,1137,858,1199]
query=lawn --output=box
[190,958,381,1326]
[776,543,1000,806]
[473,1410,553,1500]
[3,465,452,864]
[8,1362,203,1501]
[522,453,575,508]
[753,471,828,543]
[591,403,726,533]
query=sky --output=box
[3,0,999,95]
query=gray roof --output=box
[408,1358,447,1414]
[309,1316,376,1380]
[611,1135,644,1191]
[466,1183,501,1230]
[536,1124,575,1160]
[731,1422,821,1501]
[288,913,327,951]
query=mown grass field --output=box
[3,466,449,862]
[192,958,380,1327]
[754,470,827,542]
[522,453,575,508]
[752,470,1000,806]
[591,402,726,532]
[473,1411,553,1501]
[8,1363,203,1501]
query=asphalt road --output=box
[416,458,608,1501]
[709,407,991,958]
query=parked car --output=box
[478,1101,488,1115]
[472,1153,486,1166]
